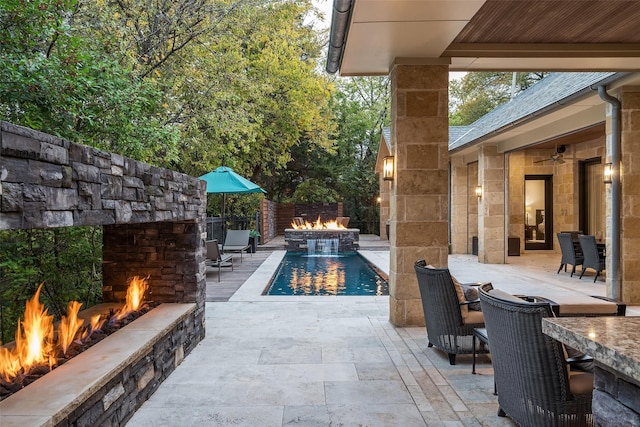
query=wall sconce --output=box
[475,185,483,198]
[383,156,394,181]
[603,162,613,184]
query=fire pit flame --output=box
[0,276,150,385]
[291,216,346,230]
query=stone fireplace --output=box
[0,121,207,425]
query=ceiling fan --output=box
[534,144,567,164]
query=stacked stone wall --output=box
[1,121,205,230]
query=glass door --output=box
[525,175,554,250]
[580,158,605,241]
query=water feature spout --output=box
[307,238,339,256]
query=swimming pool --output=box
[264,252,389,296]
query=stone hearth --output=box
[0,303,197,426]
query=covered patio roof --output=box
[327,0,640,76]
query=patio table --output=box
[542,317,640,424]
[516,294,625,317]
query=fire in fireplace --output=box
[0,276,151,399]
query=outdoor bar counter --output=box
[542,317,640,425]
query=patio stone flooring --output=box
[127,237,638,426]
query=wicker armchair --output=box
[557,232,584,277]
[414,260,487,365]
[578,235,605,282]
[479,284,594,427]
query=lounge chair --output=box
[578,235,606,282]
[205,239,233,282]
[479,284,594,426]
[222,229,251,262]
[414,260,488,365]
[557,232,584,277]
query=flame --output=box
[115,276,149,320]
[58,301,84,355]
[0,284,56,381]
[0,276,149,383]
[291,216,346,230]
[79,314,106,342]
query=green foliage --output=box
[291,179,339,203]
[449,72,547,125]
[0,227,103,344]
[331,77,389,233]
[0,0,179,164]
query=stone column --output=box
[468,162,479,254]
[478,144,506,264]
[619,87,640,304]
[508,152,525,254]
[389,64,449,326]
[450,156,468,253]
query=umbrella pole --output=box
[222,193,226,243]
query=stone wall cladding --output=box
[102,221,206,314]
[1,121,206,230]
[57,308,203,427]
[593,365,640,426]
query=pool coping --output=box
[229,250,390,303]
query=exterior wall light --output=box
[475,185,483,198]
[383,156,394,181]
[603,162,613,184]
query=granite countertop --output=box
[542,317,640,383]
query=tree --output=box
[330,76,390,233]
[0,0,179,164]
[449,72,547,125]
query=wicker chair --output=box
[578,235,605,282]
[557,232,584,277]
[414,260,487,365]
[479,284,594,427]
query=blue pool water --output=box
[265,252,389,296]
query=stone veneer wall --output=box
[593,365,640,426]
[1,121,206,231]
[619,88,640,303]
[64,305,201,426]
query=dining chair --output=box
[557,232,584,277]
[479,285,594,426]
[578,235,606,282]
[414,260,488,365]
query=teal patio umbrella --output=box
[199,166,266,237]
